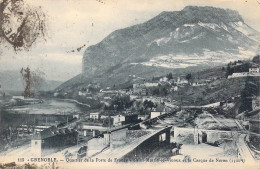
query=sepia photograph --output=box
[0,0,259,168]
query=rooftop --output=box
[32,126,77,140]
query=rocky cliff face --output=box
[82,6,259,77]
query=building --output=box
[86,133,110,156]
[112,114,138,126]
[176,77,188,85]
[17,124,54,134]
[151,111,166,118]
[173,127,233,145]
[90,112,101,120]
[110,128,128,149]
[133,83,144,94]
[31,126,78,156]
[12,96,25,100]
[99,89,118,94]
[138,115,149,121]
[172,86,178,91]
[100,115,109,119]
[249,67,260,73]
[53,92,59,97]
[80,122,107,137]
[78,91,86,96]
[160,77,168,82]
[118,89,132,95]
[130,94,139,101]
[150,105,166,118]
[228,72,260,78]
[141,88,148,96]
[143,82,159,87]
[192,82,206,87]
[95,127,172,159]
[113,115,126,126]
[73,114,80,119]
[142,96,163,104]
[252,96,260,110]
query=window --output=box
[160,133,166,142]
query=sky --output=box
[0,0,260,82]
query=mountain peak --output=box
[156,6,244,24]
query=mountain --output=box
[82,6,260,77]
[0,70,63,92]
[57,6,260,91]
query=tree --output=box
[20,67,32,97]
[161,86,168,96]
[166,73,173,80]
[143,100,155,110]
[20,67,45,97]
[102,118,113,127]
[152,88,160,95]
[252,55,260,64]
[225,64,232,78]
[185,73,193,84]
[110,95,132,111]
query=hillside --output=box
[174,68,247,106]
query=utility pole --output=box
[108,115,111,133]
[77,132,79,146]
[67,116,68,127]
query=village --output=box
[0,57,259,164]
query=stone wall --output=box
[110,128,128,149]
[173,127,233,144]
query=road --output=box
[234,119,259,166]
[237,134,258,166]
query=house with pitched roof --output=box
[31,126,78,156]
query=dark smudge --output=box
[0,0,47,51]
